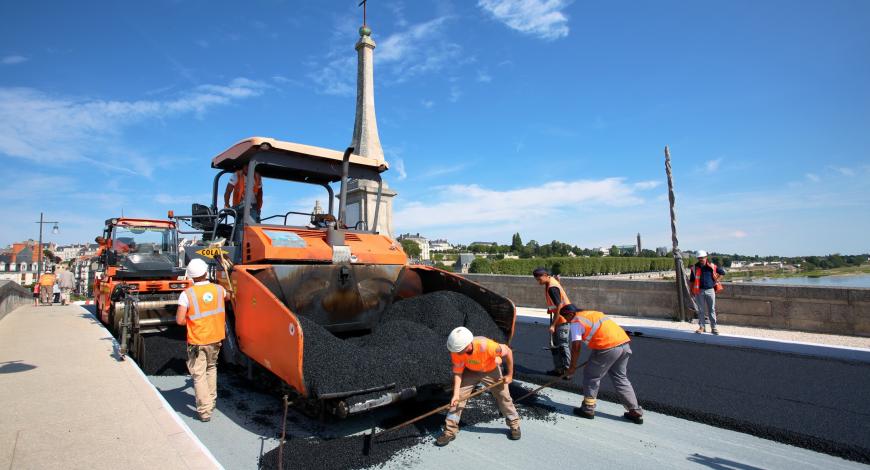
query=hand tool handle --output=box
[373,378,506,438]
[515,360,589,403]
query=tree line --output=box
[469,256,674,276]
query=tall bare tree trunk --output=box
[665,146,696,321]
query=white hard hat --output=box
[696,250,708,258]
[186,258,209,279]
[446,326,474,353]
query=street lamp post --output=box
[35,212,60,283]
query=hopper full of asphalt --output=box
[301,290,507,399]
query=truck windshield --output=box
[112,226,176,255]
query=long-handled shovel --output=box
[514,360,588,403]
[362,378,506,456]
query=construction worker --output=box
[690,250,726,335]
[175,258,226,422]
[37,269,56,306]
[223,166,263,221]
[532,268,573,377]
[436,326,521,446]
[57,265,75,306]
[563,308,644,424]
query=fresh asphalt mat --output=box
[143,309,870,468]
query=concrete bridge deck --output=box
[0,304,220,470]
[2,304,869,469]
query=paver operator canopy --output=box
[210,137,389,232]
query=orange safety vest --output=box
[38,273,56,287]
[570,310,630,350]
[545,277,571,326]
[691,263,724,295]
[451,336,502,374]
[183,283,227,345]
[232,170,263,206]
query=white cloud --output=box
[310,17,462,95]
[805,173,820,182]
[421,163,469,179]
[195,39,209,48]
[828,166,855,177]
[1,55,28,65]
[476,70,492,83]
[478,0,571,40]
[0,78,268,169]
[731,230,748,239]
[394,178,643,230]
[391,158,408,181]
[449,85,462,103]
[421,99,435,109]
[633,181,661,190]
[704,158,722,174]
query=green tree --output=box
[609,245,620,257]
[469,258,492,273]
[400,239,421,258]
[511,233,524,252]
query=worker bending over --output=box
[437,327,521,446]
[175,259,227,422]
[563,308,644,424]
[533,268,573,377]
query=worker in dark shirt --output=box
[533,268,576,377]
[688,250,726,334]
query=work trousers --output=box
[60,288,71,305]
[39,288,53,305]
[552,322,571,371]
[695,288,718,329]
[444,367,519,436]
[187,342,221,418]
[581,343,641,413]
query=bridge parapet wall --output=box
[0,281,31,322]
[462,274,870,337]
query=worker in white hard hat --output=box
[175,258,227,422]
[688,250,726,335]
[436,326,521,446]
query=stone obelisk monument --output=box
[346,3,396,237]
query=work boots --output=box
[573,407,595,419]
[509,426,521,440]
[623,410,644,424]
[435,432,455,447]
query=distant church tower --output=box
[345,15,397,237]
[636,232,642,256]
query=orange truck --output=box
[92,217,191,359]
[175,137,515,417]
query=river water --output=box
[742,274,870,288]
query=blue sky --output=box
[1,0,868,256]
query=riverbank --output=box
[727,264,870,281]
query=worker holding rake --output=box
[436,326,521,446]
[563,308,644,424]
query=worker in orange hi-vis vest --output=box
[532,268,575,378]
[37,269,56,306]
[435,327,521,447]
[175,259,227,422]
[563,308,644,425]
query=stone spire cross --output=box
[350,21,384,161]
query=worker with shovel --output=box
[532,268,573,377]
[563,308,644,424]
[436,326,521,446]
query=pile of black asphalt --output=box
[301,290,507,399]
[140,328,188,375]
[259,381,559,470]
[510,321,870,464]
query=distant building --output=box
[656,246,669,257]
[636,233,642,256]
[429,239,453,252]
[597,247,609,256]
[470,241,498,247]
[455,253,476,274]
[617,245,637,256]
[0,240,52,285]
[397,233,430,261]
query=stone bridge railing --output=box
[0,281,31,322]
[462,274,870,337]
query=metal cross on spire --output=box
[359,0,368,26]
